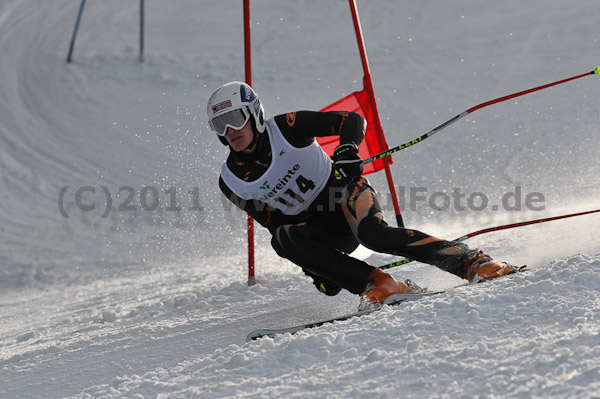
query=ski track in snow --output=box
[1,0,599,398]
[87,257,600,399]
[3,256,600,399]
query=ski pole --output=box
[363,67,600,166]
[378,207,600,270]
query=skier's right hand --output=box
[332,143,363,184]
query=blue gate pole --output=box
[139,0,144,62]
[67,0,87,63]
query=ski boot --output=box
[463,249,518,283]
[359,268,424,310]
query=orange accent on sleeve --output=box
[265,210,272,224]
[407,236,444,246]
[286,112,297,126]
[337,112,349,135]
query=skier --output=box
[207,81,516,308]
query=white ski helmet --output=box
[207,82,265,144]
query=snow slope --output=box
[0,0,599,398]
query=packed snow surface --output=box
[1,1,599,398]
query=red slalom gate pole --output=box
[379,208,600,270]
[364,67,600,165]
[243,0,256,286]
[348,0,404,227]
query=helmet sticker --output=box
[212,100,232,114]
[253,100,260,115]
[240,84,256,103]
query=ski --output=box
[246,265,528,342]
[246,291,442,342]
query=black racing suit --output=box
[219,111,469,295]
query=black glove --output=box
[303,269,342,296]
[332,143,363,183]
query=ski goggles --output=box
[209,107,250,137]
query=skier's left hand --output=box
[303,268,342,296]
[332,143,363,183]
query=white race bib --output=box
[221,118,332,215]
